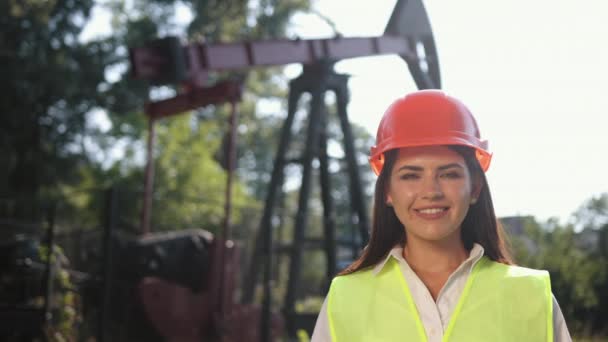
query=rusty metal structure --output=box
[123,0,441,340]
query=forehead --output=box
[394,145,465,166]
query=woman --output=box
[311,90,571,341]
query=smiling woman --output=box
[311,90,572,342]
[387,146,480,259]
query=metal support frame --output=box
[99,187,117,342]
[217,99,239,329]
[43,204,56,324]
[243,61,370,339]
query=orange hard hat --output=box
[369,90,492,175]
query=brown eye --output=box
[399,173,420,180]
[441,171,462,179]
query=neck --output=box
[402,235,469,274]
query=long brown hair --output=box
[340,145,512,275]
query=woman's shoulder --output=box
[480,257,550,279]
[333,266,375,282]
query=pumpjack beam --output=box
[130,1,440,90]
[132,35,416,80]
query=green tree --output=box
[101,0,311,213]
[149,115,256,232]
[570,193,608,336]
[1,0,312,220]
[1,0,118,219]
[573,193,608,232]
[509,193,608,338]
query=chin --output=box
[410,227,461,243]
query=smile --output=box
[416,207,447,214]
[414,207,449,219]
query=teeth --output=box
[418,208,446,214]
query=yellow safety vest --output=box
[327,256,553,342]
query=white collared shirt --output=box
[311,243,572,342]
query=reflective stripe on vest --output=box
[327,256,553,342]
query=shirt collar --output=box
[371,242,485,276]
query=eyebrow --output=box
[438,163,465,171]
[395,163,464,172]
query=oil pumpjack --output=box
[126,0,441,340]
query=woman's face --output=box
[386,145,480,245]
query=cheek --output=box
[388,184,418,205]
[449,183,473,205]
[459,186,472,198]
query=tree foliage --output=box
[1,0,118,219]
[508,193,608,337]
[0,0,311,220]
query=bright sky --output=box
[81,1,608,224]
[289,0,608,224]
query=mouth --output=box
[414,207,449,219]
[416,207,447,214]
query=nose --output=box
[421,175,444,200]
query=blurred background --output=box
[1,0,606,341]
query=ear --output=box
[470,174,483,202]
[386,194,393,206]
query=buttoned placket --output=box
[389,245,484,342]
